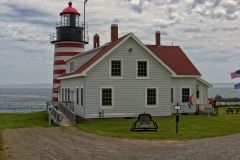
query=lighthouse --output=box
[50,1,88,105]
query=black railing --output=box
[56,20,85,28]
[50,21,89,43]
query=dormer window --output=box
[70,61,74,72]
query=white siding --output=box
[84,38,172,118]
[197,80,209,105]
[66,49,101,73]
[61,37,211,118]
[60,77,85,117]
[171,78,197,113]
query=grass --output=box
[76,107,240,140]
[0,111,51,130]
[0,107,239,158]
[0,131,3,160]
[0,111,52,159]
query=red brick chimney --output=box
[155,31,161,47]
[93,33,100,48]
[111,24,118,42]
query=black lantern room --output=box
[50,1,88,44]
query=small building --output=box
[51,1,212,119]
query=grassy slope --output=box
[76,107,240,140]
[0,131,3,160]
[0,111,51,159]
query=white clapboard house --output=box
[55,23,212,118]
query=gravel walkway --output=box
[2,128,240,160]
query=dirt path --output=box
[2,128,240,160]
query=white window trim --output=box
[100,87,114,109]
[171,87,175,104]
[109,59,123,79]
[145,87,158,108]
[180,86,192,104]
[136,59,149,79]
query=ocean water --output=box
[0,88,51,112]
[0,87,239,113]
[208,87,240,98]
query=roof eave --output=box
[197,77,213,88]
[57,73,86,80]
[173,75,201,78]
[65,44,109,62]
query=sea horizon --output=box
[0,82,239,112]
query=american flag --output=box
[231,70,240,79]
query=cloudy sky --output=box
[0,0,239,85]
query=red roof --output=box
[146,45,201,76]
[60,1,80,16]
[60,34,201,78]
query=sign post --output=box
[174,103,181,134]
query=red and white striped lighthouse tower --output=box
[50,1,88,105]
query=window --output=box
[110,60,122,78]
[70,61,74,72]
[67,88,70,102]
[146,88,157,106]
[101,88,113,107]
[196,85,200,99]
[182,88,190,103]
[81,88,84,106]
[76,88,79,105]
[62,88,64,101]
[62,14,70,26]
[65,88,68,102]
[137,60,148,78]
[196,90,200,99]
[171,88,174,103]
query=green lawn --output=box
[0,111,52,159]
[76,107,240,140]
[0,108,239,159]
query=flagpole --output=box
[84,0,88,42]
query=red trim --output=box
[54,69,65,74]
[54,60,66,65]
[53,79,61,84]
[60,2,80,16]
[55,43,84,48]
[55,52,79,56]
[52,97,58,101]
